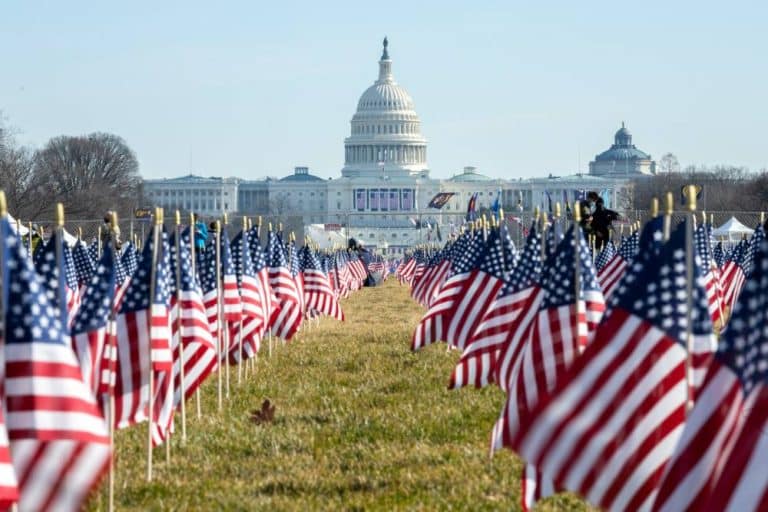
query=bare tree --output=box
[0,115,47,219]
[33,132,141,219]
[658,153,680,174]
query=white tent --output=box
[7,213,79,246]
[7,214,30,235]
[712,216,754,243]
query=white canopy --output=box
[712,216,754,242]
[7,213,79,246]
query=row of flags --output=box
[398,211,768,511]
[0,211,373,511]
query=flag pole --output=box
[174,211,187,442]
[268,223,273,359]
[706,211,725,330]
[0,193,14,512]
[189,213,202,419]
[97,225,102,258]
[663,193,673,242]
[238,216,246,384]
[684,185,697,413]
[147,207,162,482]
[27,221,33,255]
[215,220,223,411]
[222,213,231,399]
[573,202,583,342]
[106,212,120,512]
[189,213,202,418]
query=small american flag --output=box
[71,239,96,287]
[695,223,725,327]
[230,228,267,361]
[71,243,117,397]
[450,224,542,390]
[34,232,80,326]
[121,241,139,277]
[301,245,344,321]
[412,228,505,351]
[2,216,111,511]
[267,230,302,341]
[597,230,639,299]
[506,218,715,511]
[490,225,605,511]
[594,240,616,273]
[114,228,173,430]
[219,226,242,324]
[654,234,768,512]
[721,226,764,317]
[168,228,216,401]
[713,240,726,269]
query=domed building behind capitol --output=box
[143,39,655,254]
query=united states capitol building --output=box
[143,39,655,253]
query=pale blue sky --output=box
[1,0,766,180]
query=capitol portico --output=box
[143,39,652,253]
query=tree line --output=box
[632,162,768,212]
[0,113,142,221]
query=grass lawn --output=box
[97,279,589,511]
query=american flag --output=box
[71,243,117,397]
[200,243,222,363]
[230,228,267,361]
[266,230,302,341]
[248,227,279,333]
[1,216,111,511]
[219,226,243,325]
[34,231,80,326]
[594,240,616,273]
[721,226,764,319]
[87,237,99,262]
[450,224,542,389]
[411,250,440,306]
[653,235,768,512]
[114,227,173,430]
[168,227,216,401]
[598,230,639,299]
[504,219,715,512]
[71,239,96,287]
[121,241,139,277]
[301,245,344,321]
[500,222,519,271]
[412,228,505,351]
[713,240,726,269]
[289,240,306,317]
[490,225,605,511]
[695,223,725,327]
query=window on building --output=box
[337,201,341,209]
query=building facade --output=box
[143,40,651,253]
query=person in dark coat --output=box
[590,198,619,250]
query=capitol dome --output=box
[342,38,428,178]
